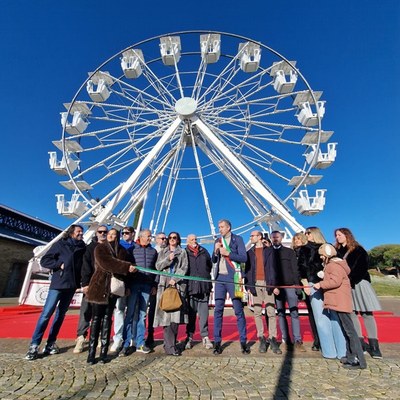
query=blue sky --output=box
[0,0,399,250]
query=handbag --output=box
[110,274,125,297]
[159,285,182,312]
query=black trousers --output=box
[163,322,179,354]
[88,296,118,360]
[76,295,92,338]
[337,311,367,368]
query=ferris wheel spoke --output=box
[140,61,178,105]
[111,73,176,112]
[189,126,217,236]
[196,51,242,104]
[155,139,187,232]
[191,57,208,100]
[118,150,178,223]
[201,64,270,111]
[202,77,270,114]
[213,127,306,173]
[211,90,295,111]
[196,140,270,217]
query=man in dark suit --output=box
[212,219,249,355]
[271,230,306,352]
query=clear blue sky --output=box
[0,0,399,250]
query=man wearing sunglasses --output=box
[73,225,109,354]
[110,226,136,354]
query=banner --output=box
[23,279,82,308]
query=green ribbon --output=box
[134,265,309,289]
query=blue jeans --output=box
[31,288,75,346]
[122,282,151,348]
[275,287,301,343]
[213,276,247,343]
[310,286,346,359]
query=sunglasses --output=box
[168,236,178,239]
[97,231,107,234]
[159,237,167,240]
[122,232,131,235]
[305,231,312,235]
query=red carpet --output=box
[0,306,398,343]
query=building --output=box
[0,205,61,297]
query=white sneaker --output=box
[109,338,122,353]
[73,335,85,354]
[202,336,213,350]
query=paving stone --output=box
[0,340,399,399]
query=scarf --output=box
[188,244,199,257]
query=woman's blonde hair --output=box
[292,232,308,248]
[305,226,326,244]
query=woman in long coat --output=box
[335,227,382,358]
[154,231,188,356]
[86,228,136,364]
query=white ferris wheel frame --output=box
[53,30,331,246]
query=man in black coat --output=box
[245,231,282,354]
[73,225,108,353]
[271,230,306,352]
[25,224,86,360]
[184,234,213,350]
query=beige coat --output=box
[153,246,189,327]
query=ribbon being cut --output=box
[133,266,310,291]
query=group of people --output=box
[24,220,382,370]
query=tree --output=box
[369,245,400,277]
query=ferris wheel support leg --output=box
[193,118,304,234]
[85,117,182,238]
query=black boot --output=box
[99,310,113,364]
[368,338,382,359]
[269,337,282,355]
[258,336,268,353]
[359,337,369,354]
[241,342,251,355]
[213,342,223,355]
[145,332,154,348]
[311,339,320,352]
[87,314,101,365]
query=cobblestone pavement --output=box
[0,339,399,399]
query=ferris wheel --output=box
[48,30,337,243]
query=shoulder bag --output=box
[159,285,182,312]
[110,274,125,297]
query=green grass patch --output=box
[371,275,400,297]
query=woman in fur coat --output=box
[86,228,136,364]
[154,232,188,356]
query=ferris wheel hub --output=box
[175,97,198,118]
